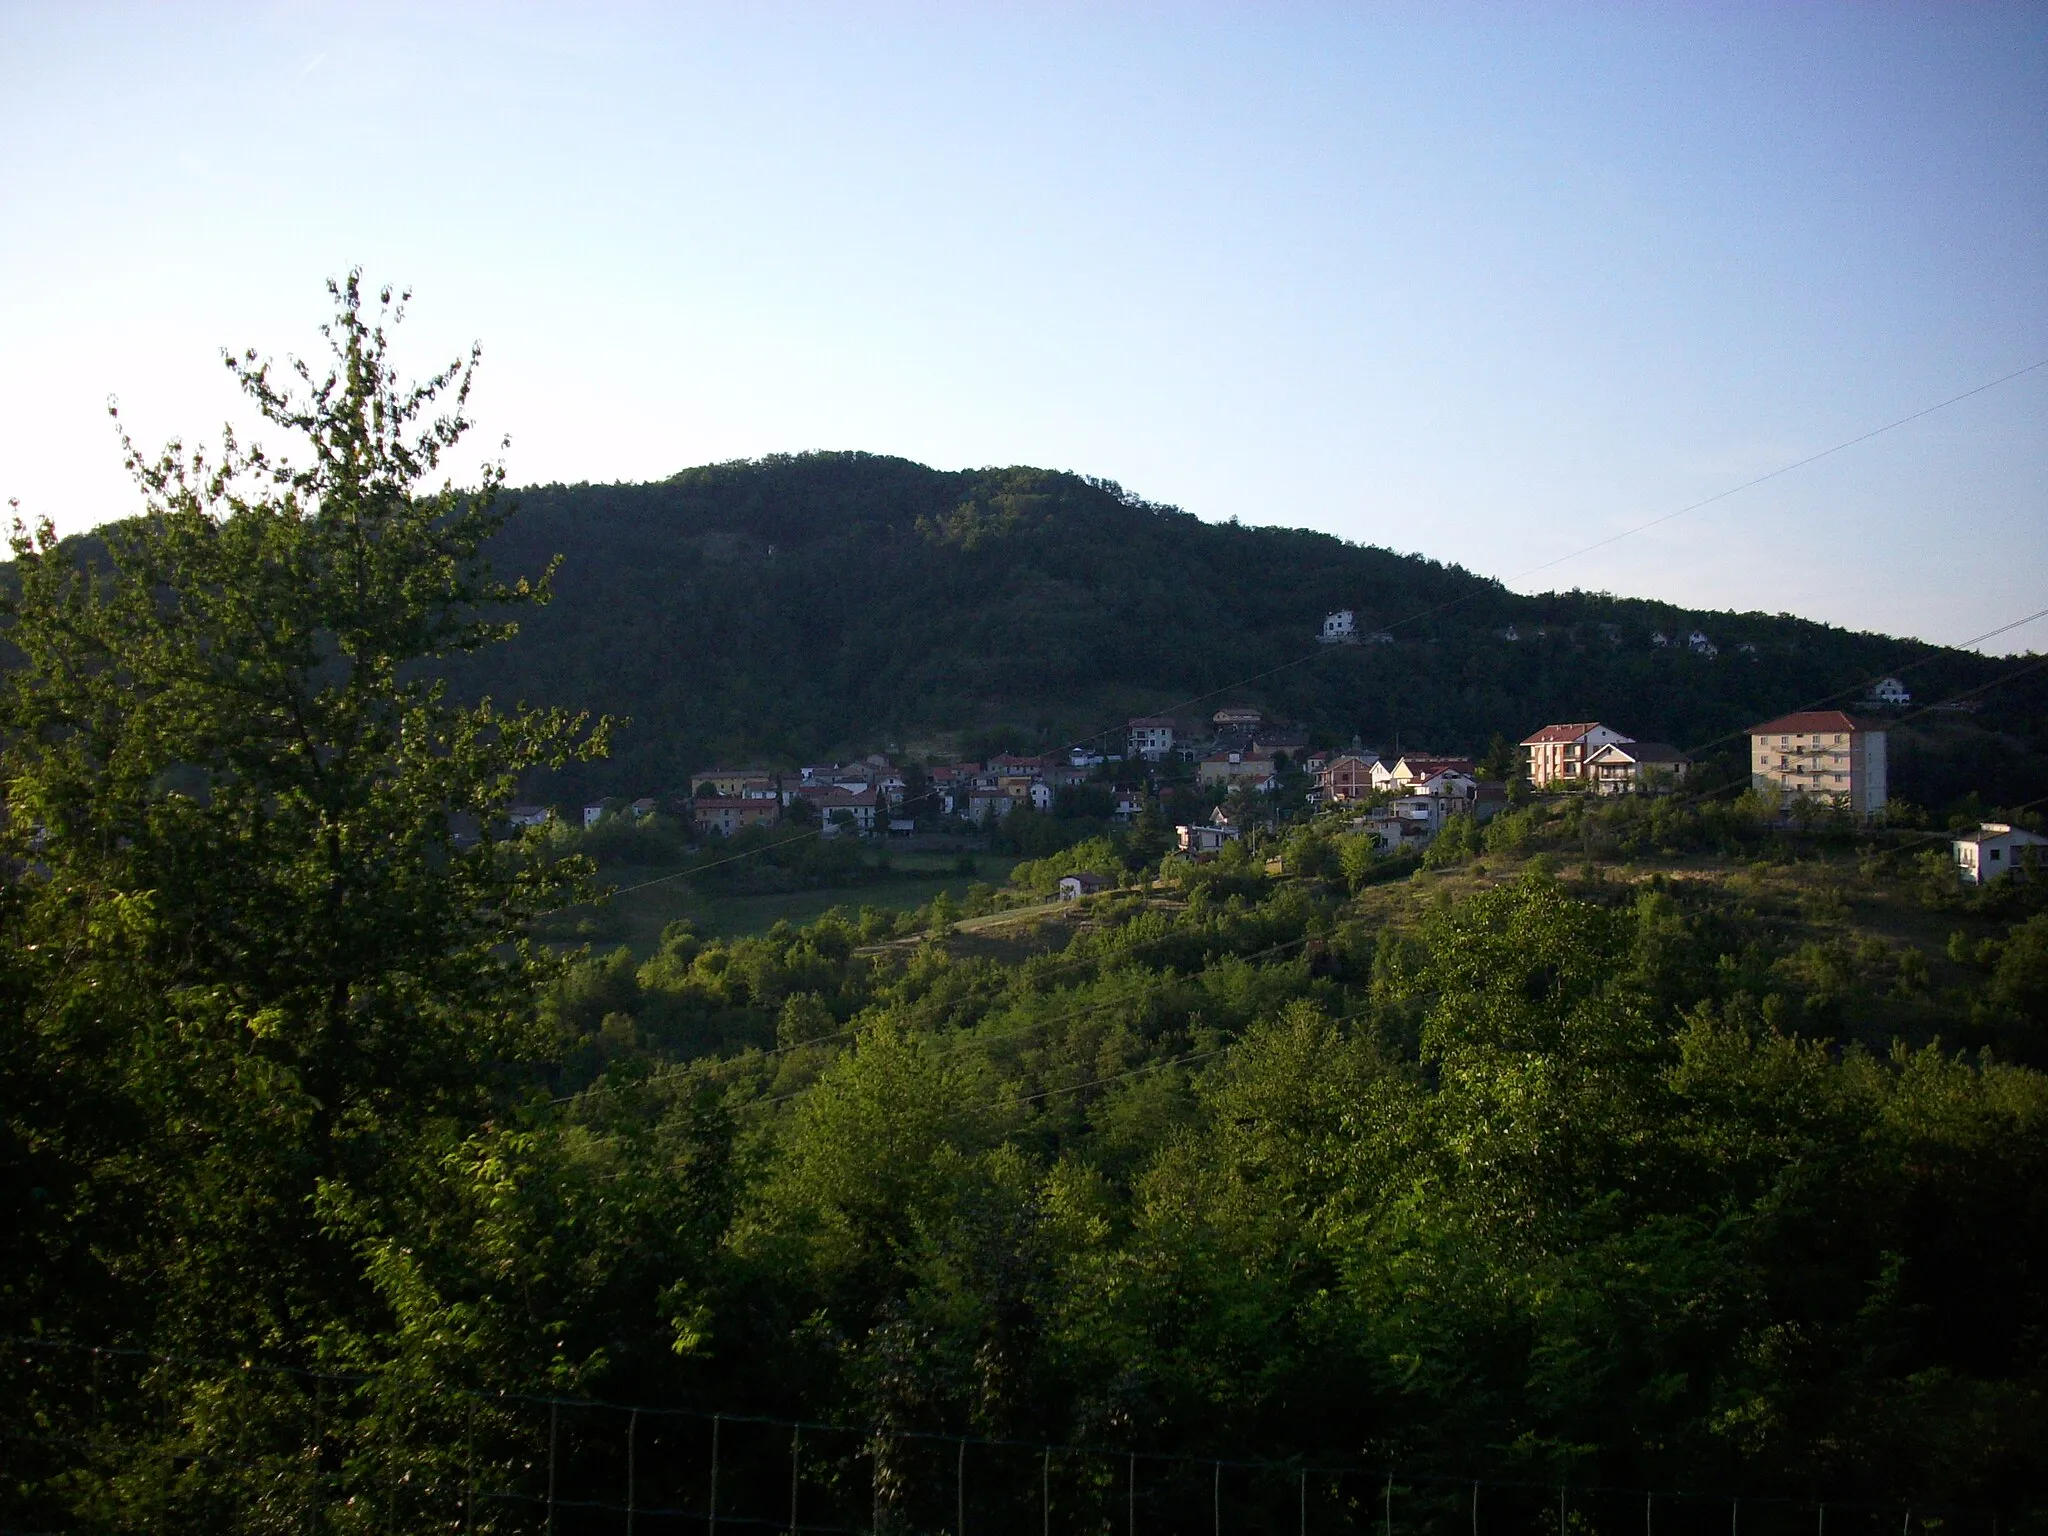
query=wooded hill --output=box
[447,453,2046,808]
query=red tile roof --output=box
[1520,722,1608,745]
[1747,710,1877,736]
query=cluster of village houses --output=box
[509,672,2042,890]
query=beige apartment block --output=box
[1748,710,1887,818]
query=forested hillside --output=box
[8,287,2048,1534]
[450,454,2047,807]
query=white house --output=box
[1318,609,1359,644]
[1584,741,1691,796]
[1868,676,1912,707]
[1128,716,1179,761]
[508,805,552,828]
[1409,764,1479,802]
[1059,872,1111,901]
[1686,631,1718,657]
[810,785,881,835]
[1522,724,1632,787]
[1953,823,2048,886]
[1177,821,1243,855]
[1376,755,1478,794]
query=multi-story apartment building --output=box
[1520,723,1632,786]
[1748,710,1887,817]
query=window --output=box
[1990,848,2003,862]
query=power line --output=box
[1511,357,2048,582]
[1062,356,2048,755]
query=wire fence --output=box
[0,1338,2013,1536]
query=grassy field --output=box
[538,852,1023,955]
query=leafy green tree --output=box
[1,272,604,1369]
[1477,732,1519,782]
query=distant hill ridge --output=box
[418,453,2036,805]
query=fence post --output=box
[1385,1472,1393,1536]
[1472,1481,1479,1536]
[957,1438,966,1536]
[309,1376,325,1536]
[464,1398,474,1536]
[627,1408,639,1536]
[1043,1446,1051,1536]
[1300,1467,1307,1536]
[1129,1453,1136,1536]
[1560,1484,1567,1536]
[1214,1461,1221,1536]
[1732,1498,1739,1536]
[710,1415,722,1536]
[547,1399,559,1536]
[790,1427,801,1534]
[1646,1493,1652,1536]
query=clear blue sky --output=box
[3,3,2043,649]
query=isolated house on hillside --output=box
[1521,723,1633,787]
[1059,872,1111,901]
[1952,823,2047,885]
[1748,710,1887,818]
[1177,819,1243,855]
[1318,609,1359,644]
